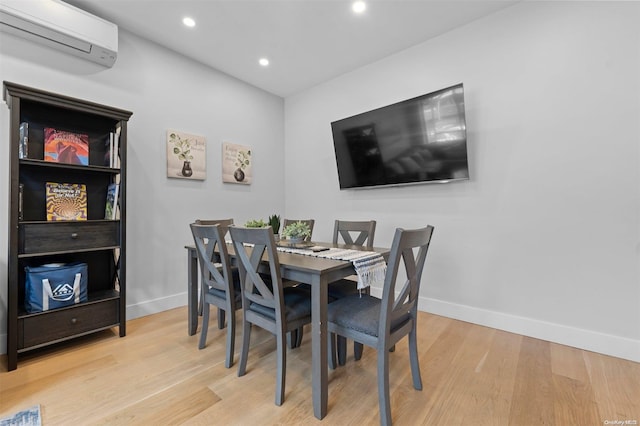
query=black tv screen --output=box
[331,83,469,189]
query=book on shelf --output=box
[44,128,89,166]
[104,183,119,220]
[45,182,88,221]
[104,125,121,168]
[104,132,112,167]
[113,123,121,168]
[19,122,29,159]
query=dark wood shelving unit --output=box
[4,81,132,370]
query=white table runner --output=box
[276,246,387,289]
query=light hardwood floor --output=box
[1,307,638,425]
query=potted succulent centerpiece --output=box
[268,214,281,240]
[245,219,268,228]
[281,220,311,244]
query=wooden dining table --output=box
[185,241,389,420]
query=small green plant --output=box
[245,218,268,228]
[268,214,281,234]
[168,132,194,161]
[281,221,311,240]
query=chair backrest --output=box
[333,220,376,248]
[379,225,434,338]
[190,222,235,295]
[196,218,234,226]
[282,219,315,241]
[228,226,286,324]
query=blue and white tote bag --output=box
[24,262,88,313]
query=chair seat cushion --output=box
[207,266,242,304]
[249,287,311,322]
[328,294,410,337]
[208,287,242,304]
[297,279,365,301]
[327,278,360,300]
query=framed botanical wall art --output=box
[167,130,206,180]
[222,142,252,184]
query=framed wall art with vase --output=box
[222,142,252,184]
[167,130,206,180]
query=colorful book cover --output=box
[44,128,89,165]
[46,182,88,221]
[104,183,119,220]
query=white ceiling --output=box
[68,0,519,97]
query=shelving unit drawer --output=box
[20,221,119,254]
[20,300,119,349]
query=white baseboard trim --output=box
[419,295,640,363]
[126,293,186,321]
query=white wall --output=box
[284,1,640,361]
[0,29,285,352]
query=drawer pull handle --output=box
[71,318,78,324]
[70,233,78,239]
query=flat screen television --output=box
[331,83,469,189]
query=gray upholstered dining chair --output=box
[195,218,234,324]
[190,221,241,368]
[228,225,312,406]
[333,219,376,248]
[330,219,377,364]
[329,219,377,297]
[327,225,434,425]
[281,218,315,241]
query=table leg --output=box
[311,274,328,419]
[187,247,198,336]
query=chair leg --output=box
[198,303,209,349]
[217,308,226,330]
[287,326,305,349]
[198,282,204,316]
[296,326,304,347]
[354,341,364,360]
[408,328,423,390]
[328,332,337,370]
[224,309,235,368]
[337,335,347,366]
[237,319,251,377]
[275,328,287,406]
[287,329,297,349]
[378,347,392,426]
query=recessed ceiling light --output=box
[259,58,269,67]
[352,1,366,14]
[183,17,196,28]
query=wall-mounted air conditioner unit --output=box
[0,0,118,67]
